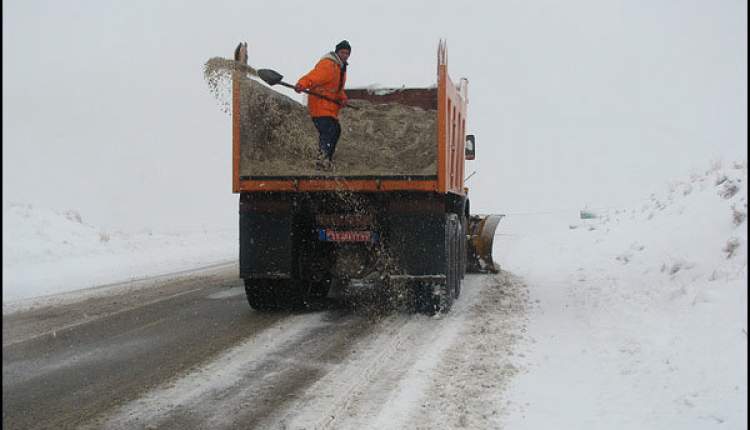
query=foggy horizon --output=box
[3,0,747,232]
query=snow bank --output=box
[496,160,747,428]
[2,203,237,303]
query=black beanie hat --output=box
[335,40,351,52]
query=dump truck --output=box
[231,41,502,314]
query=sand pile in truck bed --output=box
[204,57,437,177]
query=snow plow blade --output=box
[466,214,504,273]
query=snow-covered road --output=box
[3,268,529,429]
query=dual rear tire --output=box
[421,213,462,315]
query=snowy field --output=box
[2,161,747,428]
[2,205,237,304]
[495,160,747,428]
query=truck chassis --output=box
[240,191,467,314]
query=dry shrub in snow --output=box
[732,205,747,226]
[669,263,682,275]
[723,238,741,259]
[662,259,695,276]
[719,180,740,199]
[65,210,83,224]
[616,253,632,264]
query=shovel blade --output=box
[258,69,284,86]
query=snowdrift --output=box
[2,204,237,304]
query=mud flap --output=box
[466,214,504,273]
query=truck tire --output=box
[244,279,303,311]
[459,199,470,282]
[454,215,463,299]
[421,213,459,315]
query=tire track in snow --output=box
[87,310,383,429]
[405,271,530,429]
[273,272,529,429]
[73,272,529,429]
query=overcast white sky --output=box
[3,0,747,231]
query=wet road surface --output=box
[3,264,528,429]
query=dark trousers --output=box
[312,116,341,161]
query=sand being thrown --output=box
[204,57,258,114]
[204,57,437,177]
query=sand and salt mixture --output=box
[204,57,437,177]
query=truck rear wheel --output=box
[419,214,460,315]
[454,214,464,299]
[244,279,303,311]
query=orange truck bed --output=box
[232,41,468,197]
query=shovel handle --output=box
[278,82,359,110]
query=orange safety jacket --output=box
[296,52,348,119]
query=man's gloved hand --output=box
[294,83,304,93]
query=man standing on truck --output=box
[294,40,351,171]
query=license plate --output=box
[318,229,379,243]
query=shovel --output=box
[258,69,358,109]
